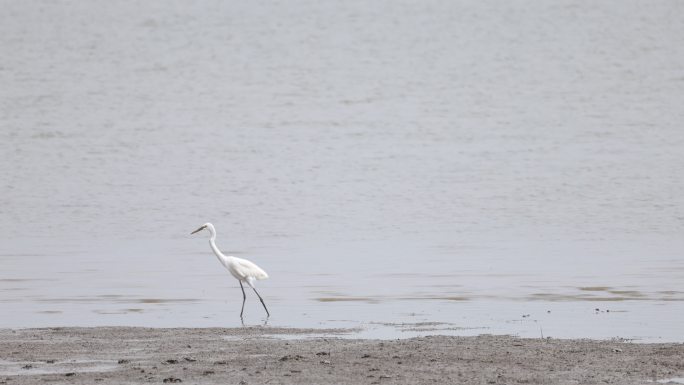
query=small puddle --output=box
[0,359,117,376]
[649,378,684,384]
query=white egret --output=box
[191,223,270,318]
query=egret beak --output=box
[190,226,206,235]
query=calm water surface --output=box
[1,0,683,341]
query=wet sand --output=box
[1,328,682,384]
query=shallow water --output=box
[1,0,683,341]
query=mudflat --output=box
[0,327,682,385]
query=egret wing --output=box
[233,257,269,280]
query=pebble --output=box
[279,354,304,362]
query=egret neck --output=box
[207,226,228,267]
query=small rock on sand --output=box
[279,354,304,362]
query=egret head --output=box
[191,222,214,235]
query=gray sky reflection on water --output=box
[1,0,683,340]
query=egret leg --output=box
[239,281,247,318]
[252,287,270,317]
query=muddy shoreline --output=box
[1,327,682,384]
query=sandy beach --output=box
[1,327,682,384]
